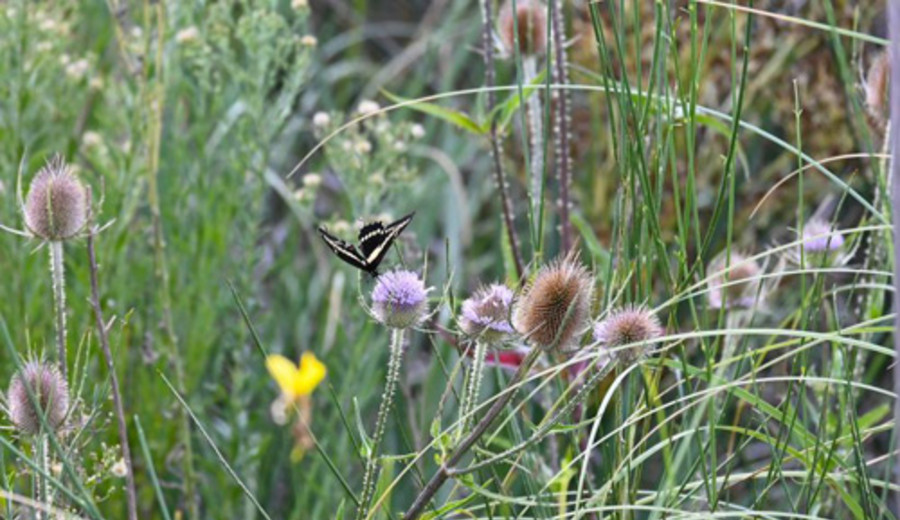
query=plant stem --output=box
[37,435,49,520]
[459,341,488,435]
[479,0,525,279]
[87,233,139,520]
[524,56,545,236]
[404,346,542,519]
[550,0,573,253]
[48,241,67,381]
[356,328,406,520]
[887,0,900,513]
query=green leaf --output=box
[382,90,485,135]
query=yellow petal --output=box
[294,352,326,396]
[266,354,300,399]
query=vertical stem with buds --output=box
[480,0,525,279]
[48,241,67,380]
[459,341,488,435]
[37,435,50,520]
[524,56,546,239]
[550,0,573,253]
[356,328,406,520]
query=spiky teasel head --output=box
[513,255,594,351]
[789,218,849,267]
[864,50,890,132]
[5,361,70,436]
[707,250,762,310]
[498,0,547,57]
[593,306,663,366]
[23,155,89,241]
[460,283,515,344]
[371,270,431,329]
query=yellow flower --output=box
[266,352,326,401]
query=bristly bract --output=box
[317,212,415,277]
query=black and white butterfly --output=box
[317,212,415,277]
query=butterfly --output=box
[317,212,415,277]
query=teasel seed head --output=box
[23,155,89,241]
[707,250,762,310]
[513,254,594,351]
[498,0,547,57]
[460,283,515,344]
[371,270,430,329]
[864,50,890,131]
[6,361,70,436]
[593,306,663,366]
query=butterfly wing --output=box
[361,212,416,272]
[317,227,369,271]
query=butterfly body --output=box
[317,212,415,277]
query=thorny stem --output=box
[459,341,488,435]
[452,351,614,475]
[38,435,49,520]
[524,56,545,237]
[144,5,197,515]
[404,346,543,519]
[356,328,406,520]
[87,233,139,520]
[550,0,573,253]
[480,0,525,279]
[49,241,67,381]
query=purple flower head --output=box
[460,283,515,344]
[593,306,663,366]
[800,219,844,253]
[6,361,70,436]
[371,270,430,329]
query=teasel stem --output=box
[356,328,406,520]
[87,233,139,520]
[37,435,50,520]
[48,241,67,381]
[524,56,546,240]
[459,341,488,435]
[887,1,900,513]
[451,351,614,475]
[404,346,543,519]
[480,0,525,279]
[549,0,573,253]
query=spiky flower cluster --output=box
[497,0,547,57]
[24,156,89,241]
[371,270,430,329]
[593,306,663,365]
[6,361,69,436]
[513,255,593,351]
[707,250,762,310]
[460,283,515,344]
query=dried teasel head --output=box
[513,254,594,351]
[864,50,890,132]
[593,306,663,366]
[498,0,548,57]
[707,250,763,310]
[6,361,70,436]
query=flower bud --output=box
[24,156,89,241]
[6,361,69,436]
